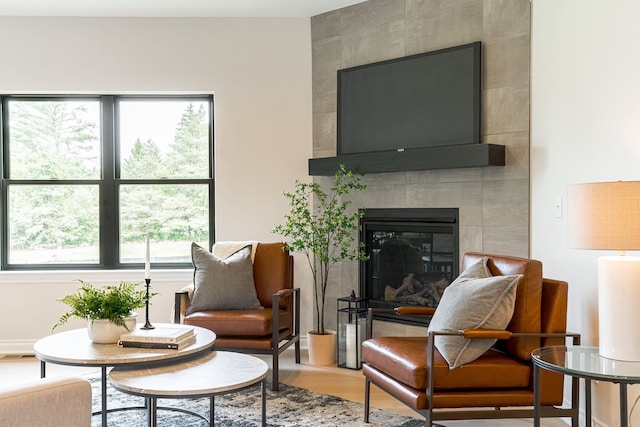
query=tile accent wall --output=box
[311,0,531,334]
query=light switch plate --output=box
[555,196,562,218]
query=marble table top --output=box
[34,323,216,367]
[109,351,269,397]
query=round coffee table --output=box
[33,323,216,427]
[109,351,269,427]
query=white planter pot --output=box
[87,315,137,344]
[307,330,337,366]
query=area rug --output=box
[87,372,430,427]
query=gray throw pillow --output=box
[186,243,263,314]
[428,259,521,369]
[457,256,491,280]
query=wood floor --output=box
[0,348,569,426]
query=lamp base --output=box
[598,256,640,361]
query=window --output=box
[0,95,214,270]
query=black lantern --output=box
[337,290,367,369]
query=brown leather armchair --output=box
[362,252,580,426]
[174,242,300,391]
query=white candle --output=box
[345,323,362,369]
[144,233,151,279]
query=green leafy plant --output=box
[272,165,368,335]
[53,280,153,330]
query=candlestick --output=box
[141,278,154,330]
[144,233,151,280]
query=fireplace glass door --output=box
[360,208,459,326]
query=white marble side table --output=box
[33,324,216,427]
[109,351,269,427]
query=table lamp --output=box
[568,181,640,361]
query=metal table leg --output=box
[585,379,591,427]
[533,364,541,427]
[261,379,266,427]
[621,383,628,427]
[211,395,215,426]
[101,366,107,427]
[147,397,157,427]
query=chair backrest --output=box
[539,277,569,402]
[462,253,543,361]
[253,242,293,309]
[540,278,568,346]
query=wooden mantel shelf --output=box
[308,143,505,176]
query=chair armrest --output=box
[429,329,581,344]
[272,287,301,343]
[460,329,513,340]
[394,306,436,316]
[173,284,194,324]
[274,288,297,298]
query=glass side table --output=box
[532,346,640,427]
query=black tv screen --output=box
[337,41,481,155]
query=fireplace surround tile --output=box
[482,226,528,256]
[406,181,483,225]
[311,0,531,336]
[406,168,483,184]
[482,179,529,227]
[405,0,483,55]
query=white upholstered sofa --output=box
[0,375,92,427]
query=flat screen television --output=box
[337,41,481,155]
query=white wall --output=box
[531,1,640,425]
[0,17,313,353]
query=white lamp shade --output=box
[568,181,640,251]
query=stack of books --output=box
[118,325,196,350]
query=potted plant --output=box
[53,280,151,344]
[272,165,368,365]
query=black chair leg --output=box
[425,408,432,427]
[272,349,280,392]
[364,378,371,423]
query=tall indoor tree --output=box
[273,165,368,337]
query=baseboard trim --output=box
[0,339,37,356]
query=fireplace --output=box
[359,208,459,326]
